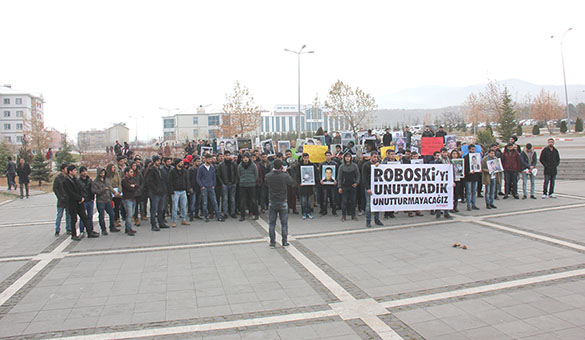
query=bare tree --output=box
[221,81,261,137]
[325,80,377,138]
[464,93,485,132]
[441,111,463,128]
[22,104,51,153]
[530,89,564,134]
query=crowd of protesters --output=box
[3,127,561,242]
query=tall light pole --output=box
[129,115,144,147]
[285,45,314,137]
[551,28,573,132]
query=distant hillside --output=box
[375,79,585,110]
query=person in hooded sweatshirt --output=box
[77,166,95,234]
[237,153,259,221]
[337,152,360,221]
[92,166,120,234]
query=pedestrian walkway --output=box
[0,180,584,339]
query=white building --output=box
[0,85,44,144]
[77,123,129,151]
[162,106,222,141]
[260,104,348,135]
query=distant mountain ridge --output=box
[375,79,585,109]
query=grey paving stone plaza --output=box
[0,179,584,339]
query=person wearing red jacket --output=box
[501,143,521,199]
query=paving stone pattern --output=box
[0,180,583,339]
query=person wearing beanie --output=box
[237,153,259,221]
[63,165,100,240]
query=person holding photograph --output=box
[296,153,316,219]
[482,148,498,209]
[501,143,521,199]
[463,144,481,211]
[433,148,452,219]
[450,150,463,213]
[320,151,337,216]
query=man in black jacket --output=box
[188,156,202,220]
[63,165,99,240]
[435,126,447,138]
[540,138,561,198]
[320,151,338,216]
[265,159,294,248]
[168,158,190,227]
[53,163,70,236]
[217,151,238,218]
[16,158,31,199]
[382,129,393,147]
[77,166,95,234]
[145,155,168,230]
[463,145,481,211]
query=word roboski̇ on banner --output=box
[370,164,454,212]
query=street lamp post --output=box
[129,115,144,148]
[551,28,573,132]
[285,45,314,137]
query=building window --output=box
[193,129,199,138]
[16,111,23,117]
[16,135,23,143]
[3,111,9,117]
[4,136,11,143]
[3,98,9,105]
[163,119,175,129]
[15,98,22,105]
[192,117,198,125]
[208,115,220,126]
[4,123,11,130]
[16,123,23,130]
[275,117,280,132]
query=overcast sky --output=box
[2,0,584,141]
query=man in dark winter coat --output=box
[6,156,17,190]
[501,143,521,199]
[265,159,294,248]
[168,158,190,227]
[53,163,70,236]
[382,129,393,147]
[217,151,238,218]
[77,166,95,233]
[63,165,99,240]
[145,155,168,230]
[539,138,561,198]
[16,158,31,199]
[296,153,316,220]
[435,126,447,138]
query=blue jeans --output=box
[201,187,219,218]
[96,202,115,230]
[543,174,556,195]
[55,206,70,233]
[365,190,380,224]
[150,194,165,227]
[172,190,188,222]
[300,193,312,216]
[79,200,94,233]
[7,173,16,190]
[123,199,136,231]
[269,202,288,245]
[522,172,535,197]
[222,184,236,216]
[465,181,477,208]
[189,190,200,218]
[485,178,496,206]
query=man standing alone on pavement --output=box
[16,158,31,199]
[540,138,560,198]
[6,156,17,190]
[265,159,294,248]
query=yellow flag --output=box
[303,145,328,163]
